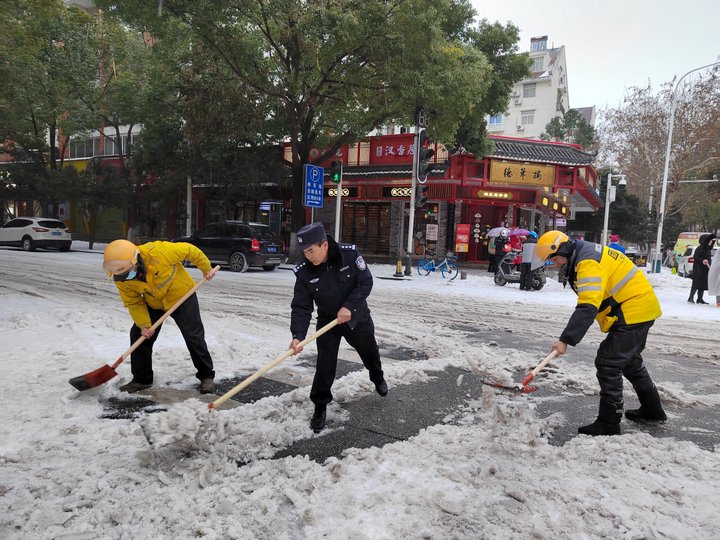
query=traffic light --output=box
[330,160,343,184]
[417,130,434,182]
[415,183,428,208]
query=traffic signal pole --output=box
[405,127,421,276]
[334,161,343,242]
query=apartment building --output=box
[488,35,570,140]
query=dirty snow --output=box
[1,244,719,539]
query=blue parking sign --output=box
[304,164,324,208]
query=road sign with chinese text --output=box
[304,164,324,208]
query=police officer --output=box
[288,222,387,433]
[532,231,667,436]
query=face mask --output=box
[114,267,137,282]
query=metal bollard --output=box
[460,271,467,280]
[393,259,404,277]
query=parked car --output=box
[678,245,718,278]
[174,221,285,272]
[0,217,72,252]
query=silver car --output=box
[0,217,72,252]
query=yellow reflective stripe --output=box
[578,285,602,292]
[610,265,639,296]
[156,264,177,290]
[578,276,601,285]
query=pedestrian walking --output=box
[519,231,538,290]
[688,234,716,304]
[288,222,387,433]
[102,239,217,394]
[532,231,666,436]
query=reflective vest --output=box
[568,241,661,332]
[114,241,212,328]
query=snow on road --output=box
[1,245,718,539]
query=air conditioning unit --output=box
[514,98,522,105]
[517,124,524,131]
[511,91,520,98]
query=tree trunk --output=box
[291,162,305,232]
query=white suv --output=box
[0,217,72,252]
[678,245,717,278]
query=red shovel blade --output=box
[68,364,118,391]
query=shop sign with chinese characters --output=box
[455,224,470,253]
[489,160,555,187]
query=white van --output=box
[672,231,710,263]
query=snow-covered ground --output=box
[1,243,719,539]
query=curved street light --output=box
[652,61,720,272]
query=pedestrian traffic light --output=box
[330,160,343,184]
[417,130,434,182]
[415,183,428,207]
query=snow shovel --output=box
[518,350,557,392]
[68,265,220,391]
[477,350,557,393]
[209,318,340,409]
[139,318,340,448]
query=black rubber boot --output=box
[626,385,667,423]
[578,400,622,436]
[310,404,327,433]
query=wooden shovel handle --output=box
[111,265,220,369]
[521,350,557,386]
[210,318,340,409]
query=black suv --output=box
[174,221,285,272]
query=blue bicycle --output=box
[417,252,460,280]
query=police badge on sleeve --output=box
[356,256,366,270]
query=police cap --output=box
[297,222,327,247]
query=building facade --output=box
[487,35,569,140]
[288,133,602,263]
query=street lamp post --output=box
[601,172,626,246]
[652,61,720,273]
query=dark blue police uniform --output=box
[291,233,384,406]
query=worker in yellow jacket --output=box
[532,231,666,436]
[103,239,217,394]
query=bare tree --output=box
[597,68,720,234]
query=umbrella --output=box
[487,226,509,237]
[509,228,530,236]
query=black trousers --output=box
[594,321,655,407]
[311,317,384,406]
[519,263,533,290]
[129,293,215,384]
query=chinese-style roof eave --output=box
[488,136,596,167]
[339,163,447,180]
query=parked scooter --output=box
[493,249,546,290]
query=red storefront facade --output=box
[293,133,603,262]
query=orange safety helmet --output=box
[531,230,569,269]
[103,239,139,275]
